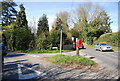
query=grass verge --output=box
[16,50,72,53]
[48,54,96,66]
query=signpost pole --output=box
[60,29,62,54]
[60,24,62,54]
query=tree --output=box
[71,3,112,44]
[36,14,49,50]
[14,27,32,50]
[37,14,49,37]
[50,17,68,48]
[16,4,28,28]
[56,11,69,33]
[14,4,32,50]
[36,33,50,50]
[52,17,62,30]
[1,0,17,26]
[4,4,32,51]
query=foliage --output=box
[56,11,69,33]
[4,25,32,50]
[28,34,36,50]
[71,3,112,45]
[94,32,119,47]
[16,50,72,53]
[3,4,33,51]
[50,29,60,47]
[36,14,49,50]
[50,17,68,48]
[50,29,67,48]
[15,4,28,27]
[14,27,32,50]
[35,33,50,50]
[1,0,17,26]
[37,14,49,36]
[49,54,96,66]
[3,24,15,51]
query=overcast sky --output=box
[15,0,119,32]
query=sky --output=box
[14,1,119,32]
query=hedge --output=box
[94,32,119,47]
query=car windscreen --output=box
[100,43,108,46]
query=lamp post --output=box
[60,24,63,54]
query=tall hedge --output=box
[94,32,119,47]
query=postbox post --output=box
[76,47,79,55]
[76,39,82,56]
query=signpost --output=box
[60,24,63,54]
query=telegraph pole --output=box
[60,24,63,54]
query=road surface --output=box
[79,46,118,69]
[2,47,119,81]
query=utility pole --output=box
[60,24,63,54]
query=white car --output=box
[95,43,112,52]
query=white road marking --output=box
[28,54,40,58]
[46,67,59,73]
[18,64,46,80]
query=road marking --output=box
[46,67,59,73]
[28,54,40,58]
[18,64,46,80]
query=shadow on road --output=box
[89,56,95,59]
[2,60,27,80]
[2,59,41,81]
[102,50,114,52]
[4,53,25,58]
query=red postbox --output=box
[76,39,83,47]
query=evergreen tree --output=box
[1,0,17,26]
[14,4,32,50]
[36,14,49,50]
[37,14,49,36]
[16,4,28,27]
[50,17,67,47]
[55,17,62,30]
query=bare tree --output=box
[56,11,70,33]
[56,11,69,23]
[71,2,104,24]
[29,17,37,36]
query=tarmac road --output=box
[79,46,119,69]
[2,48,119,81]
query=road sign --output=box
[59,24,63,30]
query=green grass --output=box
[86,44,94,47]
[48,54,96,66]
[16,50,72,53]
[112,46,119,51]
